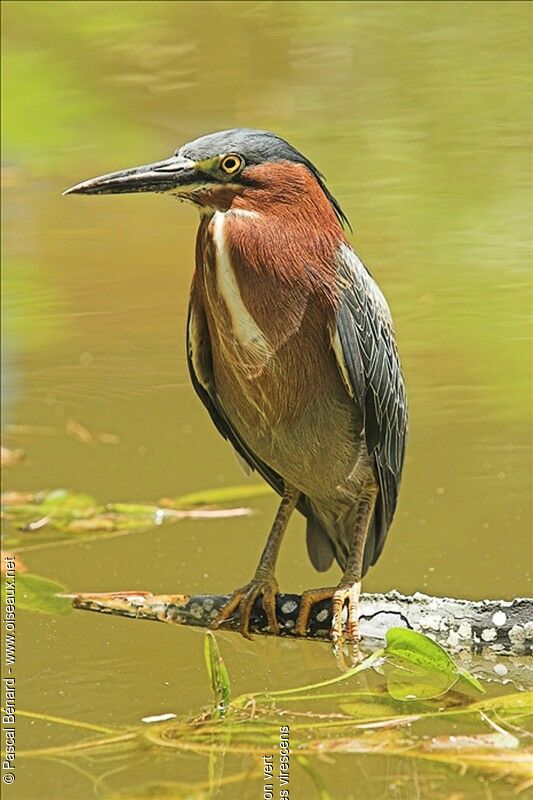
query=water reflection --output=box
[2,2,531,798]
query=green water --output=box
[2,2,531,798]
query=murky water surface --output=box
[2,2,531,798]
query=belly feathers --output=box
[197,210,362,491]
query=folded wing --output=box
[333,245,408,573]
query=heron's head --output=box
[65,128,348,227]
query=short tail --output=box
[305,514,335,572]
[304,501,382,578]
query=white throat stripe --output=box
[212,212,273,361]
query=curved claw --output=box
[295,582,362,667]
[212,575,280,638]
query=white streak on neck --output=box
[212,211,273,362]
[227,208,260,219]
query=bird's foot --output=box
[295,586,338,638]
[212,572,280,639]
[295,582,362,667]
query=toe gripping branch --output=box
[70,589,533,656]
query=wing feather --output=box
[334,246,408,571]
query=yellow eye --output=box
[220,154,243,175]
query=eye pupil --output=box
[222,155,241,174]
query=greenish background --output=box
[2,1,531,798]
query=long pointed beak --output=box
[63,154,197,196]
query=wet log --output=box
[70,589,533,657]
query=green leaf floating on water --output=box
[248,628,485,707]
[172,483,273,508]
[204,631,231,718]
[39,489,96,511]
[2,573,71,616]
[383,627,485,700]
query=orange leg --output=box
[295,483,377,664]
[213,487,299,639]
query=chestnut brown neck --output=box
[192,161,347,366]
[192,161,346,239]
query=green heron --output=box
[65,129,407,656]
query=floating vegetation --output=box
[2,485,531,797]
[1,571,71,615]
[381,627,485,699]
[1,484,272,551]
[203,631,231,718]
[166,483,274,508]
[13,632,533,799]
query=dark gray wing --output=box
[186,291,286,497]
[334,246,408,573]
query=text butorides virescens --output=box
[66,129,408,658]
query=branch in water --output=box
[70,589,533,657]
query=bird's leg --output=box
[295,482,378,664]
[213,487,300,639]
